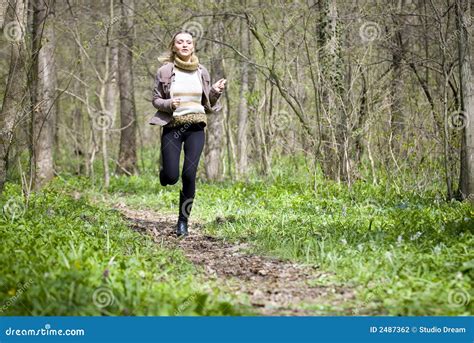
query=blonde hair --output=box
[158,31,196,63]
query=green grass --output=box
[95,171,473,316]
[0,181,248,316]
[2,154,473,316]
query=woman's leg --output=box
[181,126,205,199]
[160,127,182,186]
[176,125,205,226]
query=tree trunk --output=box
[237,11,249,177]
[457,0,474,202]
[116,0,137,175]
[318,0,345,181]
[0,0,8,28]
[204,8,225,181]
[389,2,406,138]
[0,0,27,194]
[100,1,118,188]
[31,0,57,189]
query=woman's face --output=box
[173,33,194,60]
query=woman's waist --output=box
[165,113,207,129]
[173,107,206,116]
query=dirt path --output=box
[116,205,355,315]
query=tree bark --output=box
[204,8,225,181]
[457,0,474,202]
[100,0,118,187]
[116,0,137,175]
[317,0,345,181]
[237,10,249,177]
[0,0,27,194]
[389,2,406,138]
[31,0,57,189]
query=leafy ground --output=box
[98,171,474,316]
[120,206,354,315]
[0,169,473,315]
[0,182,246,315]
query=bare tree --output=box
[116,0,137,175]
[0,0,27,194]
[204,7,225,181]
[237,10,249,177]
[457,0,474,202]
[31,0,57,189]
[98,0,119,188]
[317,0,346,181]
[389,0,407,138]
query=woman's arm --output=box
[200,66,225,110]
[152,69,173,113]
[209,87,222,107]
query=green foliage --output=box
[2,155,472,316]
[0,181,245,316]
[206,181,473,315]
[101,170,473,315]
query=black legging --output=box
[159,123,205,199]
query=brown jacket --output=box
[149,62,222,126]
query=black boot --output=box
[176,190,193,237]
[176,219,188,237]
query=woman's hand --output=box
[171,98,181,110]
[212,78,227,93]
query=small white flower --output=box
[396,235,403,246]
[410,231,422,241]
